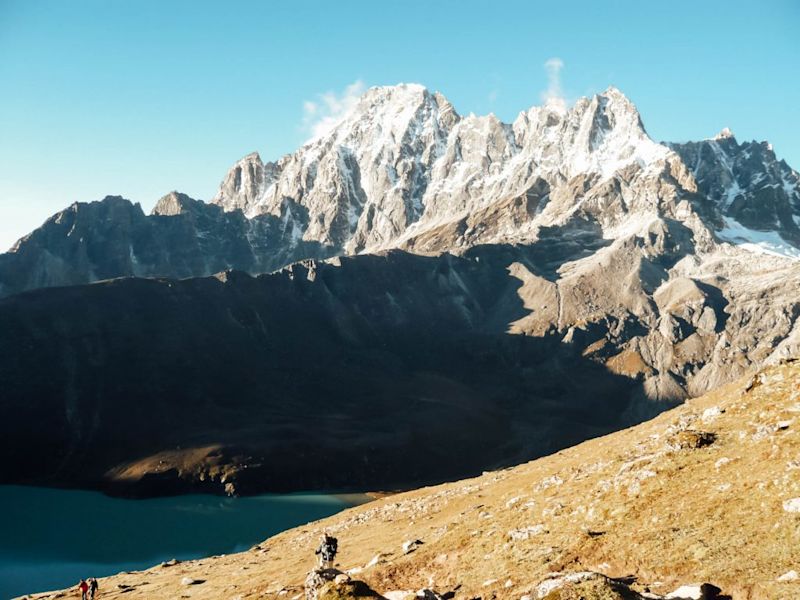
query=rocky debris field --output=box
[19,360,800,600]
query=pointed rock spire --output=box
[212,152,270,214]
[152,191,199,216]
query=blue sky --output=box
[0,0,798,251]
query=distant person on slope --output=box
[77,579,89,600]
[315,532,338,569]
[89,577,99,599]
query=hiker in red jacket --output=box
[77,579,89,600]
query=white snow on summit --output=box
[718,217,800,260]
[211,83,800,264]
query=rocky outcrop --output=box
[535,571,648,599]
[305,569,384,600]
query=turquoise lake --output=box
[0,485,368,599]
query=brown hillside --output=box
[21,360,800,600]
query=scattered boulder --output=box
[306,568,344,600]
[180,577,205,585]
[701,407,723,422]
[535,571,645,599]
[665,583,723,599]
[777,570,799,582]
[304,568,382,600]
[509,525,547,540]
[402,539,424,554]
[714,457,731,469]
[783,498,800,513]
[667,430,716,450]
[160,558,180,567]
[383,592,414,600]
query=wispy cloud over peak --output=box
[302,80,366,141]
[541,58,566,111]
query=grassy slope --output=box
[22,361,800,600]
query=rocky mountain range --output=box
[1,84,799,495]
[4,85,799,295]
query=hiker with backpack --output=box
[315,532,338,569]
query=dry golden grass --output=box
[21,361,800,600]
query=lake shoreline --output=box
[5,472,444,501]
[4,478,388,501]
[0,485,369,600]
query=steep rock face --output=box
[213,152,275,213]
[0,196,150,295]
[670,130,800,246]
[0,192,336,298]
[1,244,799,496]
[214,84,460,252]
[0,250,643,495]
[211,85,704,257]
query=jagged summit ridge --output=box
[215,83,460,252]
[208,83,800,266]
[669,128,800,249]
[3,83,799,303]
[211,84,685,256]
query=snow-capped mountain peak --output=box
[8,83,798,304]
[211,84,695,256]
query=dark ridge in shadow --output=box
[463,217,612,282]
[0,195,338,300]
[0,248,645,497]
